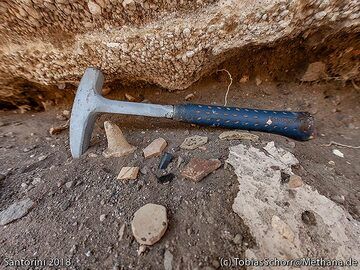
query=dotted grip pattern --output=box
[173,104,315,141]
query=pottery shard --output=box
[180,135,208,150]
[143,138,167,158]
[131,203,168,245]
[219,131,259,141]
[181,158,221,182]
[117,167,139,180]
[103,121,136,158]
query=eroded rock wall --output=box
[0,0,359,104]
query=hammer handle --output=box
[173,104,315,141]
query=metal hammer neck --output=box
[96,97,174,118]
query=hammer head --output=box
[70,68,104,158]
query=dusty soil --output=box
[0,76,359,269]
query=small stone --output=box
[102,87,112,96]
[328,160,335,166]
[103,121,136,158]
[185,50,194,58]
[288,175,303,189]
[125,93,136,102]
[31,177,41,186]
[118,223,126,240]
[255,76,262,86]
[239,75,249,83]
[117,167,139,180]
[181,158,221,182]
[21,182,28,189]
[137,245,147,255]
[314,11,326,20]
[332,149,344,158]
[70,244,77,254]
[49,121,69,135]
[88,153,98,158]
[131,203,168,245]
[183,28,191,37]
[185,93,195,101]
[271,215,294,242]
[100,214,106,222]
[62,110,70,118]
[23,145,36,153]
[65,181,74,189]
[0,198,35,226]
[219,131,259,141]
[85,250,92,257]
[301,62,326,82]
[233,234,243,244]
[143,138,167,158]
[180,135,208,150]
[88,0,102,15]
[164,249,173,270]
[122,0,136,9]
[212,259,220,269]
[38,155,47,161]
[288,141,296,148]
[140,166,149,175]
[56,114,67,121]
[176,157,184,168]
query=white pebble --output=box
[332,149,344,158]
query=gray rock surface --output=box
[0,198,34,226]
[227,142,360,267]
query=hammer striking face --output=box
[70,68,314,158]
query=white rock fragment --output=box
[103,121,136,158]
[87,0,102,15]
[183,28,191,37]
[143,138,167,158]
[131,203,168,245]
[118,223,126,240]
[117,167,139,180]
[180,135,208,150]
[332,149,344,158]
[219,131,259,141]
[100,214,106,222]
[164,249,173,270]
[137,245,147,255]
[0,198,35,226]
[185,50,194,58]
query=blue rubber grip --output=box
[173,104,315,141]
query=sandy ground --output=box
[0,77,359,269]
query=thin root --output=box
[321,141,360,149]
[217,69,233,106]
